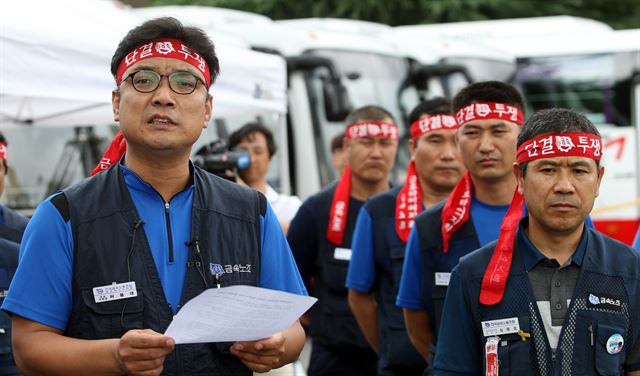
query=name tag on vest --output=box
[93,281,138,303]
[334,247,352,261]
[434,272,451,286]
[481,317,520,337]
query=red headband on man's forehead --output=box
[516,132,602,164]
[116,38,211,87]
[346,121,398,140]
[410,114,458,140]
[455,102,524,126]
[479,131,603,306]
[326,120,398,245]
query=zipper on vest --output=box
[165,202,174,263]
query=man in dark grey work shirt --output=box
[434,108,640,375]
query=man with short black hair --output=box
[228,122,301,234]
[435,108,640,375]
[3,17,306,375]
[288,105,399,376]
[346,98,464,376]
[397,81,526,370]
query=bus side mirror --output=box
[323,77,352,122]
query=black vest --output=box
[367,187,426,373]
[415,202,480,340]
[56,165,263,375]
[308,183,371,351]
[0,238,20,375]
[460,228,640,375]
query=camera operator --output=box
[192,140,250,182]
[228,122,301,235]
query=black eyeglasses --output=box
[122,69,206,95]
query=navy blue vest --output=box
[0,238,20,375]
[458,228,640,375]
[308,183,371,351]
[56,165,263,375]
[0,206,28,244]
[366,186,426,374]
[414,202,480,338]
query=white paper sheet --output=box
[164,285,317,344]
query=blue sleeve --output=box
[434,267,481,376]
[345,207,376,292]
[1,196,73,331]
[633,227,640,251]
[287,200,318,291]
[396,227,426,310]
[259,202,307,296]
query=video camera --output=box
[192,140,250,181]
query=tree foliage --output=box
[150,0,639,29]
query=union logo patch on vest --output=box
[587,292,623,311]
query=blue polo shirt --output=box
[433,220,588,375]
[633,227,640,251]
[2,164,306,331]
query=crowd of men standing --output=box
[1,16,640,376]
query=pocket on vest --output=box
[594,321,626,375]
[483,315,533,375]
[322,257,349,294]
[80,288,144,339]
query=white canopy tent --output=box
[0,0,287,127]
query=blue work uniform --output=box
[396,197,509,369]
[434,220,640,375]
[346,186,426,376]
[2,163,306,375]
[288,182,378,376]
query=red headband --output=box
[327,121,398,245]
[410,114,458,140]
[480,132,603,305]
[455,102,524,126]
[395,114,457,242]
[116,38,211,87]
[346,121,398,141]
[0,143,7,161]
[516,132,602,164]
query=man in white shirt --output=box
[228,122,301,234]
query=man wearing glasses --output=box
[2,17,307,375]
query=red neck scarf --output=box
[327,121,398,245]
[116,38,210,87]
[395,114,457,242]
[91,131,126,176]
[479,132,603,305]
[440,103,525,252]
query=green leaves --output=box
[148,0,639,29]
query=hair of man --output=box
[110,17,220,87]
[451,80,525,114]
[228,122,278,159]
[345,105,396,125]
[331,132,346,153]
[517,108,601,177]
